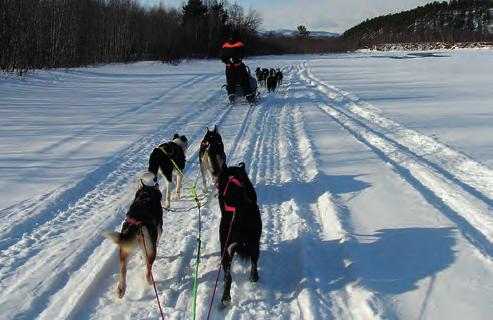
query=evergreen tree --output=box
[297,25,310,38]
[182,0,208,57]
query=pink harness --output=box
[223,176,242,213]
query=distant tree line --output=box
[252,25,352,54]
[4,0,490,74]
[0,0,261,74]
[252,36,352,55]
[343,0,493,48]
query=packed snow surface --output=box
[1,51,492,319]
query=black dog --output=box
[103,172,163,298]
[266,69,277,93]
[217,162,262,306]
[148,134,188,208]
[199,126,226,192]
[276,68,283,86]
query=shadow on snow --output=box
[263,227,456,298]
[256,172,371,205]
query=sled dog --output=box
[148,134,188,208]
[103,172,163,298]
[276,68,283,86]
[266,69,278,92]
[217,162,262,306]
[199,125,226,192]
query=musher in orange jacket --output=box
[221,31,254,103]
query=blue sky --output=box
[139,0,435,33]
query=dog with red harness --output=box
[103,172,163,298]
[216,162,262,306]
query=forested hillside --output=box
[343,0,493,47]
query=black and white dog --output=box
[199,126,226,192]
[217,162,262,306]
[148,134,188,208]
[261,68,269,87]
[255,67,263,87]
[103,172,163,298]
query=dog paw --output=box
[163,201,170,209]
[116,284,126,298]
[249,270,259,283]
[221,295,231,307]
[172,193,181,201]
[145,273,152,285]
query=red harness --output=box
[225,63,242,68]
[125,216,142,226]
[223,176,242,213]
[201,140,209,149]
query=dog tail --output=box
[102,231,135,247]
[102,231,121,243]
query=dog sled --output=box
[222,65,259,105]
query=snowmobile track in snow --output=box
[298,62,493,260]
[0,74,241,319]
[0,74,222,250]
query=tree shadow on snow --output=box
[260,227,456,304]
[256,172,371,205]
[348,227,456,294]
[192,173,456,308]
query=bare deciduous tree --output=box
[0,0,263,74]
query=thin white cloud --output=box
[254,0,436,33]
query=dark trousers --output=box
[226,64,252,96]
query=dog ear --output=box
[238,162,245,170]
[173,133,179,139]
[205,127,210,134]
[213,125,219,133]
[181,135,188,142]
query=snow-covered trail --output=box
[0,64,223,210]
[293,62,493,319]
[299,62,493,257]
[86,64,383,320]
[0,68,230,319]
[1,56,493,319]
